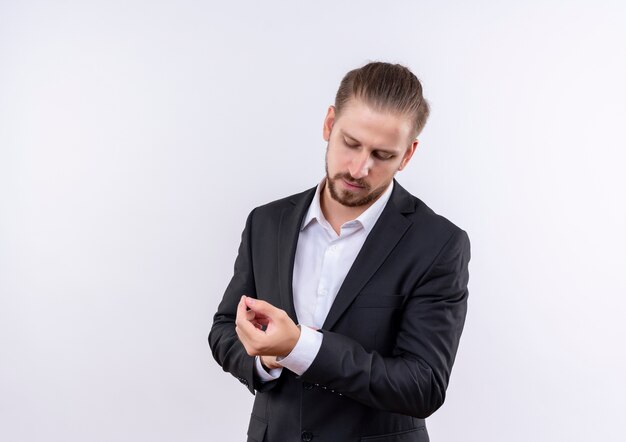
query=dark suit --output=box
[209,180,471,442]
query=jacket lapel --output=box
[322,180,415,330]
[277,187,316,323]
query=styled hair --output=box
[334,61,430,139]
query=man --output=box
[209,61,470,442]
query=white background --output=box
[1,1,625,441]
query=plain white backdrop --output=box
[1,1,625,441]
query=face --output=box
[323,98,418,208]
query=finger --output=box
[255,317,270,326]
[236,321,258,354]
[244,297,282,318]
[236,326,256,356]
[251,311,270,320]
[236,295,248,319]
[237,296,255,321]
[236,297,259,336]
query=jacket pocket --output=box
[246,415,267,442]
[360,426,427,441]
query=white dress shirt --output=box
[255,179,394,381]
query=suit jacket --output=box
[209,180,471,442]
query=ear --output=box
[323,106,336,141]
[398,139,419,171]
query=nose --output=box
[348,151,372,179]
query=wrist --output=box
[289,324,302,354]
[260,359,272,373]
[260,355,281,370]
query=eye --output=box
[373,151,394,161]
[343,138,358,148]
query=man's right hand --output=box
[236,295,301,357]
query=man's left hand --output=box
[235,295,301,357]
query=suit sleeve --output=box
[299,229,471,418]
[208,209,280,394]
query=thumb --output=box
[244,296,278,317]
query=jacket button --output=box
[303,382,313,390]
[301,431,313,441]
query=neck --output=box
[320,179,377,235]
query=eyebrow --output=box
[341,130,399,154]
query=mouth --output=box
[342,178,366,190]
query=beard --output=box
[324,156,389,208]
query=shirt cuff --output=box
[276,325,323,376]
[254,356,283,382]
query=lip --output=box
[342,178,365,190]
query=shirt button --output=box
[301,431,314,441]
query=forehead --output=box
[335,98,413,149]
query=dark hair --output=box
[334,61,430,139]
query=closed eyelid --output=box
[374,151,394,160]
[341,131,361,144]
[342,132,398,156]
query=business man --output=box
[209,61,470,442]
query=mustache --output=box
[333,173,370,190]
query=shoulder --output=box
[393,181,470,249]
[256,187,315,212]
[245,186,316,223]
[415,196,465,236]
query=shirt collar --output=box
[301,178,394,234]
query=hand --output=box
[235,295,301,357]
